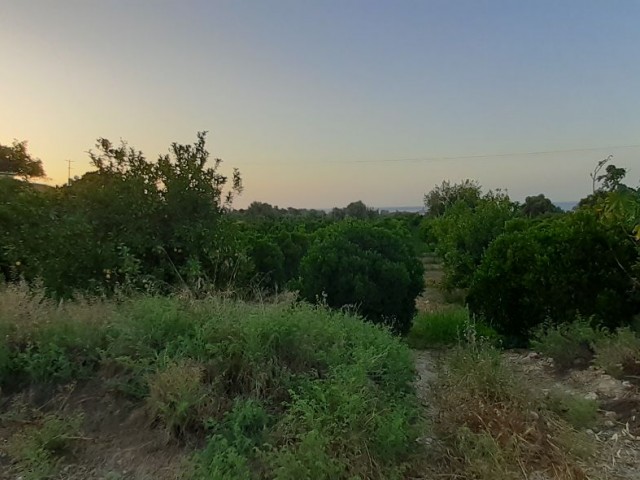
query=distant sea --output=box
[377,206,425,213]
[554,201,578,211]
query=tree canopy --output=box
[423,179,482,217]
[0,140,45,178]
[520,194,563,217]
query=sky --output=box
[1,0,639,209]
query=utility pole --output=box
[67,159,73,186]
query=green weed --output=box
[147,359,213,436]
[593,327,640,378]
[6,412,84,480]
[0,284,109,388]
[407,307,498,348]
[0,289,422,479]
[531,318,603,370]
[545,389,599,429]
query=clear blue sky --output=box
[2,0,639,208]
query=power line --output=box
[345,144,640,164]
[234,143,640,166]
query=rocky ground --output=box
[506,351,640,479]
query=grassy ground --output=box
[0,284,422,480]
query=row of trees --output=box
[423,163,640,343]
[0,135,425,333]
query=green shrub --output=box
[299,220,424,334]
[246,236,286,292]
[431,192,518,289]
[1,291,422,479]
[593,327,640,378]
[191,436,253,480]
[545,390,599,429]
[1,133,245,297]
[192,399,272,479]
[407,307,499,348]
[468,210,640,341]
[531,318,604,370]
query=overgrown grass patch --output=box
[6,410,85,480]
[532,318,640,379]
[0,284,422,479]
[431,341,595,479]
[593,327,640,379]
[531,318,604,370]
[0,283,111,390]
[544,390,599,430]
[407,307,498,349]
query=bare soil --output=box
[0,381,190,480]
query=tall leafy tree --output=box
[0,140,45,178]
[521,194,563,217]
[423,179,482,217]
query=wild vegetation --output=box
[0,285,421,479]
[421,157,640,344]
[3,135,640,478]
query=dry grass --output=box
[0,282,114,339]
[430,342,595,479]
[594,328,640,380]
[146,359,226,437]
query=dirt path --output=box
[413,350,437,404]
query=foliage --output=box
[407,307,498,349]
[531,318,604,370]
[0,284,109,389]
[591,155,628,193]
[544,390,599,430]
[593,327,640,378]
[0,178,53,284]
[0,140,45,178]
[330,200,378,220]
[0,288,421,478]
[468,210,640,341]
[0,133,246,296]
[423,179,482,217]
[431,191,518,289]
[298,220,424,334]
[578,156,635,209]
[240,227,311,293]
[520,194,563,217]
[531,318,640,381]
[147,360,210,436]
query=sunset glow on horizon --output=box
[2,0,639,208]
